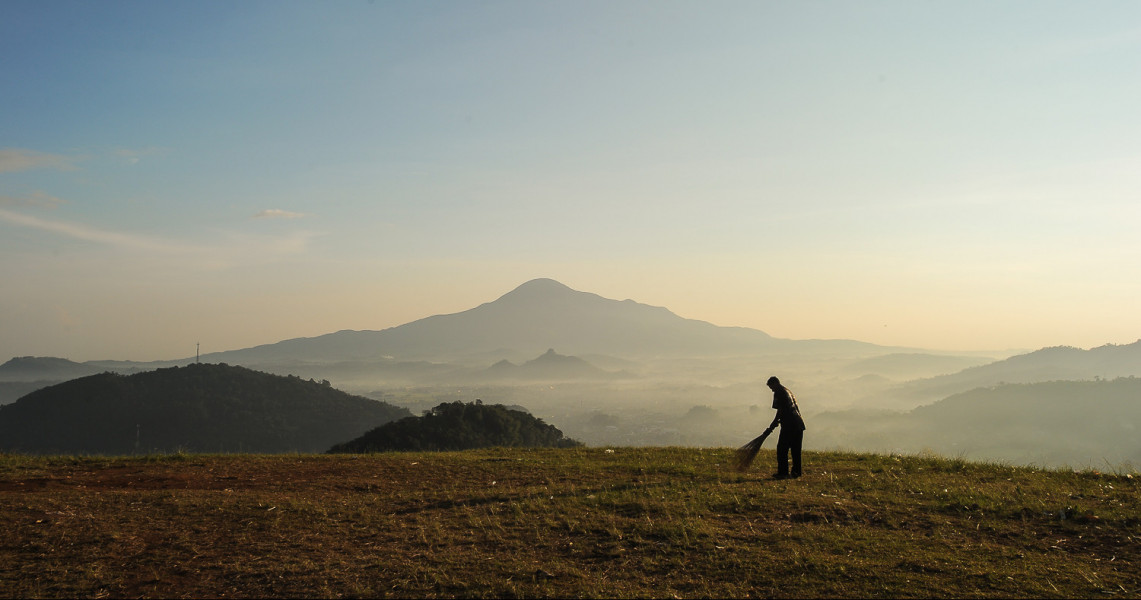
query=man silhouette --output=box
[765,376,806,478]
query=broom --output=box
[734,427,774,472]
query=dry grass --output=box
[1,448,1138,598]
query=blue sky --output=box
[2,0,1140,361]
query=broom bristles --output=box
[734,431,770,472]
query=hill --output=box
[0,356,174,405]
[328,400,582,452]
[480,348,619,381]
[0,356,102,382]
[1,449,1137,598]
[0,363,411,454]
[0,381,52,407]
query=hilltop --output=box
[0,363,411,454]
[328,400,582,452]
[1,448,1137,598]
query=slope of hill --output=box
[840,352,995,380]
[328,400,582,452]
[869,340,1141,408]
[0,363,411,454]
[0,357,180,405]
[2,449,1137,598]
[813,377,1141,467]
[0,382,53,406]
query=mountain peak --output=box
[487,278,590,310]
[529,348,575,365]
[501,278,574,298]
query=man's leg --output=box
[775,433,790,477]
[790,430,803,477]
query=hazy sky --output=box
[3,1,1140,361]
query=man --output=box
[764,376,806,478]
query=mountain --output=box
[200,278,884,366]
[0,363,411,455]
[0,279,901,390]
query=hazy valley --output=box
[3,278,1139,469]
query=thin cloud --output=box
[0,208,321,267]
[0,148,77,173]
[253,209,308,219]
[0,207,195,253]
[0,191,65,209]
[112,147,169,166]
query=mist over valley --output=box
[3,279,1138,469]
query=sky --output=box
[2,0,1140,362]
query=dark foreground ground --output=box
[1,448,1138,598]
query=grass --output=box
[1,448,1138,598]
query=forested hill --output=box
[329,401,582,453]
[0,363,411,455]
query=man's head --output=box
[766,376,781,390]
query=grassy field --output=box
[1,448,1138,598]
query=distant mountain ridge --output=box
[0,357,102,382]
[201,278,788,364]
[1,280,916,383]
[840,353,994,380]
[874,340,1141,407]
[7,280,1135,397]
[483,348,618,381]
[816,377,1141,467]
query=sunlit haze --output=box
[3,1,1140,361]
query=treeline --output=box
[329,401,582,453]
[0,363,411,454]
